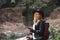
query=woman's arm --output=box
[31,20,45,34]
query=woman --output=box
[28,10,45,40]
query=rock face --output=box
[0,4,29,34]
[46,19,60,28]
[0,6,23,23]
[0,22,29,40]
[0,22,29,34]
[48,7,60,19]
[45,7,60,31]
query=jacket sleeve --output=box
[33,20,45,34]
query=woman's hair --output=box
[33,10,44,19]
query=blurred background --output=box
[0,0,60,40]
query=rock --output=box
[49,7,60,19]
[46,19,60,31]
[0,22,29,34]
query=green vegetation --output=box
[48,24,60,40]
[0,32,29,40]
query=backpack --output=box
[43,23,49,39]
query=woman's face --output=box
[34,12,42,20]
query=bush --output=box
[48,24,60,40]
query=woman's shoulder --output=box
[41,19,45,22]
[38,19,45,24]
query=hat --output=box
[33,10,44,18]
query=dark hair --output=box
[33,10,44,19]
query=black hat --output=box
[33,10,44,18]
